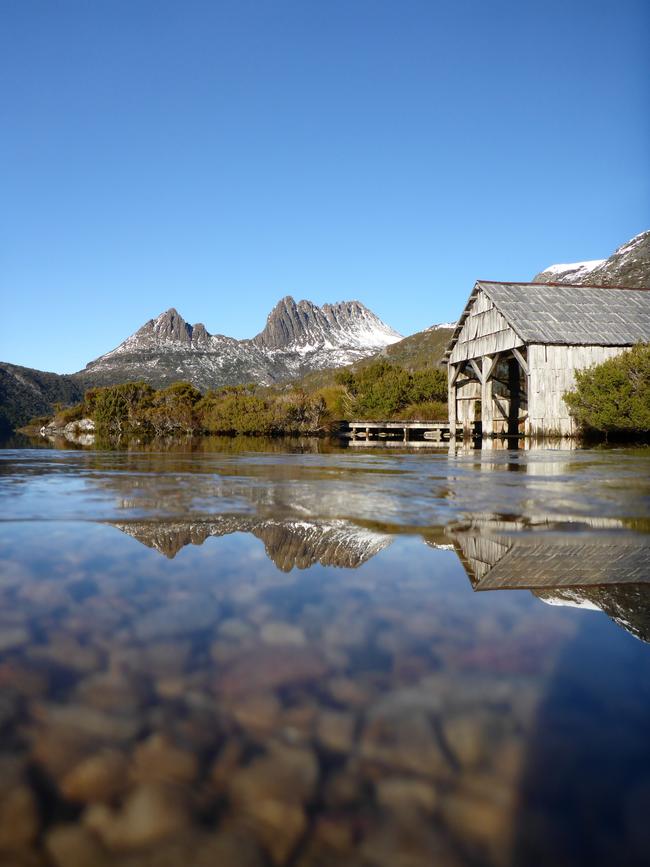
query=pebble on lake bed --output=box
[228,742,319,863]
[60,749,129,803]
[84,783,192,850]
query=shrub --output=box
[335,361,447,419]
[563,343,650,433]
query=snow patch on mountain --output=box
[425,322,456,332]
[533,230,650,288]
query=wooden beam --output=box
[493,395,509,418]
[483,353,500,383]
[512,347,529,375]
[449,363,462,388]
[469,359,483,383]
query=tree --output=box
[563,343,650,433]
[146,382,202,435]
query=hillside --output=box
[0,363,83,433]
[288,323,454,393]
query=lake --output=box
[0,439,649,866]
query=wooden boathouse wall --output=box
[527,344,625,436]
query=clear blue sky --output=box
[1,0,648,373]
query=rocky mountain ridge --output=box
[77,296,401,391]
[533,229,650,288]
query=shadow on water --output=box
[513,619,650,867]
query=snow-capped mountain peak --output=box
[78,296,402,390]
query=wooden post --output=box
[507,358,520,436]
[481,354,495,438]
[448,365,457,439]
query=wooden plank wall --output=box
[449,290,523,364]
[528,344,627,436]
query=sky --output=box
[1,0,649,374]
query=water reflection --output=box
[0,446,649,866]
[107,514,650,643]
[113,517,392,569]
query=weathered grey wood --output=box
[448,363,461,388]
[512,346,529,375]
[469,358,484,383]
[483,353,500,383]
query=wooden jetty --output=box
[343,420,476,447]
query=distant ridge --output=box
[534,230,650,289]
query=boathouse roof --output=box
[445,281,650,358]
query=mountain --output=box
[76,296,402,391]
[0,362,83,433]
[533,229,650,288]
[112,517,392,570]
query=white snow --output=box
[542,259,604,275]
[540,594,602,612]
[426,322,456,331]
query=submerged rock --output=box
[60,749,129,803]
[375,777,438,815]
[260,621,307,646]
[84,783,192,850]
[218,644,329,696]
[316,710,356,754]
[45,825,110,867]
[0,626,30,653]
[228,742,319,863]
[134,597,219,642]
[0,784,39,850]
[131,734,198,786]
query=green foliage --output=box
[54,403,85,425]
[146,382,202,435]
[0,362,83,432]
[399,400,449,421]
[335,361,447,419]
[65,379,332,443]
[563,344,650,433]
[197,388,279,435]
[196,385,329,435]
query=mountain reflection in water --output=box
[0,445,649,867]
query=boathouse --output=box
[444,281,650,437]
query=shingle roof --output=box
[446,281,650,354]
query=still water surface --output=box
[0,441,649,866]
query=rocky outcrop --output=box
[254,296,400,353]
[40,417,95,446]
[534,229,650,288]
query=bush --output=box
[563,343,650,433]
[197,389,278,435]
[335,361,447,419]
